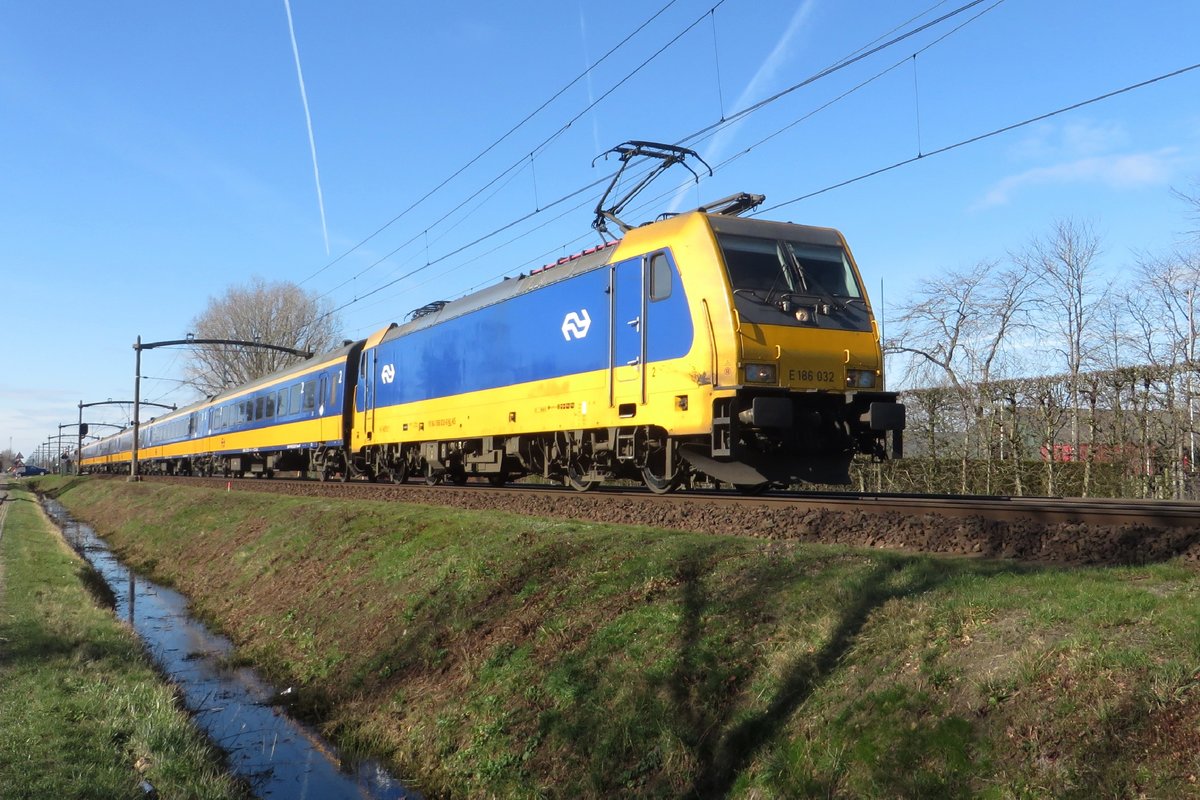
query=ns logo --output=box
[380,363,396,384]
[561,309,591,341]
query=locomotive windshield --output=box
[717,233,871,332]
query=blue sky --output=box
[3,0,1199,459]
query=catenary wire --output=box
[298,0,687,287]
[316,0,993,320]
[313,0,733,301]
[757,61,1200,215]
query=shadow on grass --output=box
[33,477,90,499]
[513,544,1042,797]
[675,553,1028,799]
[0,616,115,669]
[76,561,118,611]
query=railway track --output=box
[129,474,1200,526]
[91,474,1200,566]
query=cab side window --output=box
[649,252,672,302]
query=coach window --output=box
[290,383,302,415]
[649,252,672,301]
[276,388,288,417]
[265,394,275,419]
[302,381,316,411]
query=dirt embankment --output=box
[158,477,1200,567]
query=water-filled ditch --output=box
[42,497,420,799]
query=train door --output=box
[319,374,330,442]
[361,350,377,440]
[609,257,646,414]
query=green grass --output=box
[0,480,246,799]
[37,476,1200,798]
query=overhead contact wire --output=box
[322,0,1000,319]
[299,0,686,286]
[318,0,732,301]
[758,61,1200,215]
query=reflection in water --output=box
[44,498,419,800]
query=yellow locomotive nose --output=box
[740,324,880,393]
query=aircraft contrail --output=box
[667,1,815,213]
[283,0,330,255]
[578,1,601,155]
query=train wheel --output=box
[734,482,770,496]
[423,461,443,486]
[641,464,679,494]
[487,472,508,487]
[641,444,681,494]
[565,459,599,492]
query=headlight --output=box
[846,369,878,388]
[744,363,777,384]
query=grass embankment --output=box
[0,480,246,800]
[38,476,1200,798]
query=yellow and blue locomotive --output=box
[346,197,903,491]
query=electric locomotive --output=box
[345,193,904,492]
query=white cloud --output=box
[974,148,1179,209]
[1008,119,1129,162]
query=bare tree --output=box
[1126,250,1200,497]
[888,259,1035,490]
[1016,218,1104,490]
[185,278,342,396]
[1026,376,1070,496]
[1170,176,1200,242]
